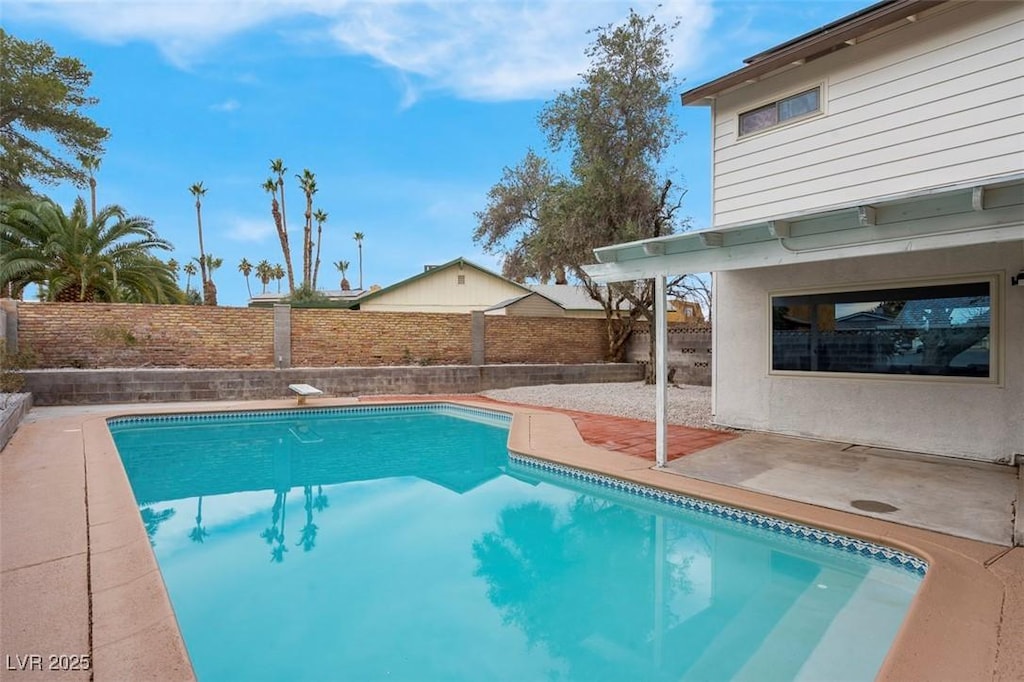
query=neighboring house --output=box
[355,257,531,313]
[484,292,565,317]
[249,289,367,306]
[670,299,705,323]
[585,0,1023,464]
[527,284,617,318]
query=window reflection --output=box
[772,281,991,377]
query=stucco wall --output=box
[713,241,1023,463]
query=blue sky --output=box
[6,0,864,306]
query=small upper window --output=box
[457,274,466,285]
[739,87,820,136]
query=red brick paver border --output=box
[367,394,736,462]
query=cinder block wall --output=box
[21,364,644,405]
[628,323,713,385]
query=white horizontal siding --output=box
[710,1,1024,227]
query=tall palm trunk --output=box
[358,242,363,289]
[313,223,322,291]
[195,198,208,300]
[89,177,97,223]
[272,198,295,293]
[277,179,288,265]
[303,196,313,289]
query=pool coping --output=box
[77,397,1018,681]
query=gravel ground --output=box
[482,381,723,430]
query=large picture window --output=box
[771,281,992,378]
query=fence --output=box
[627,324,713,386]
[7,302,614,369]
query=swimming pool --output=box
[109,404,924,681]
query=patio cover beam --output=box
[583,178,1024,284]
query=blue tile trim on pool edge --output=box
[106,403,925,576]
[508,452,929,577]
[106,402,512,429]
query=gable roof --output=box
[681,0,943,105]
[353,257,529,307]
[893,297,991,329]
[526,284,635,311]
[484,291,565,313]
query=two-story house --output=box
[585,0,1023,465]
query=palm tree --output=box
[353,231,365,289]
[270,158,288,237]
[312,209,327,291]
[140,506,176,547]
[272,263,284,293]
[255,259,272,294]
[203,254,222,306]
[297,486,318,552]
[238,257,253,299]
[334,260,350,291]
[182,261,197,294]
[263,176,295,293]
[312,485,329,512]
[167,257,181,297]
[188,182,209,303]
[1,197,177,302]
[188,496,209,544]
[78,154,101,221]
[295,169,317,289]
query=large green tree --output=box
[474,11,687,361]
[0,30,109,198]
[0,196,179,302]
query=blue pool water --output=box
[109,404,923,682]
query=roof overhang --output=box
[681,0,944,105]
[583,176,1024,283]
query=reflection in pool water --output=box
[110,406,920,682]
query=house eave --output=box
[584,175,1024,283]
[680,0,944,106]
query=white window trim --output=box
[737,82,827,140]
[765,272,1002,386]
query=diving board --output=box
[288,383,323,405]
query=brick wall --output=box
[12,302,618,369]
[290,309,473,367]
[484,316,609,363]
[16,303,275,369]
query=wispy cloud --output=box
[3,1,293,68]
[6,0,714,101]
[327,1,713,102]
[209,98,240,112]
[225,215,275,243]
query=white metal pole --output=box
[655,275,668,468]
